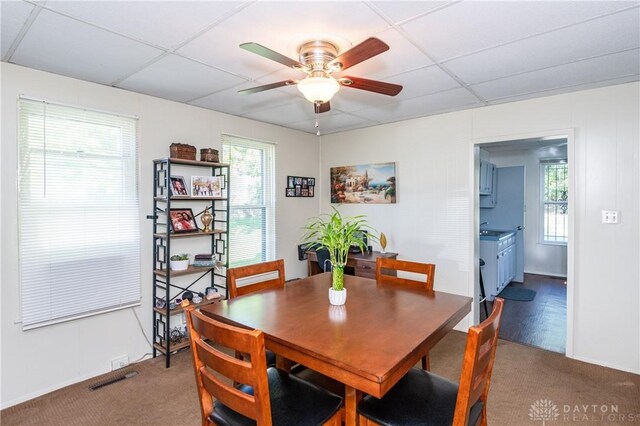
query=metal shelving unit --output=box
[150,158,229,367]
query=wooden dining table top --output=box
[200,272,472,399]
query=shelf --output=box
[154,341,190,355]
[154,264,222,278]
[154,158,229,168]
[153,296,222,315]
[155,196,227,201]
[154,230,224,239]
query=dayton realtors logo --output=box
[530,400,639,423]
[529,399,560,425]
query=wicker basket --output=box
[200,148,219,163]
[169,143,196,160]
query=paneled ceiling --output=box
[2,1,639,135]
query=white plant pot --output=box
[328,288,347,306]
[170,259,189,271]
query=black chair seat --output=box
[357,368,483,426]
[212,367,343,426]
[266,349,276,367]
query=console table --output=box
[307,250,398,279]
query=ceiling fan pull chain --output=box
[315,102,321,136]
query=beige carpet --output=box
[2,332,639,425]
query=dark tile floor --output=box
[482,273,567,354]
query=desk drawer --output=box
[354,260,376,279]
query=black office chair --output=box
[316,247,332,272]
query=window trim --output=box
[17,97,141,330]
[539,158,568,246]
[221,134,276,267]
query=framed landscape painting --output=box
[330,162,396,204]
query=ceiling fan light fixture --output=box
[297,75,340,103]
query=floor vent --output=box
[89,371,138,391]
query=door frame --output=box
[470,128,575,357]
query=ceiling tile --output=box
[353,87,481,122]
[401,1,637,61]
[44,1,244,49]
[1,0,35,58]
[177,1,390,79]
[388,66,462,99]
[446,8,640,84]
[488,75,640,106]
[11,9,163,85]
[471,49,640,101]
[242,98,322,125]
[189,81,297,116]
[369,1,453,24]
[338,28,433,79]
[288,113,376,135]
[117,54,245,102]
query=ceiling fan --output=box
[238,37,403,115]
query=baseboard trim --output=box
[524,270,567,279]
[1,368,109,409]
[568,354,639,375]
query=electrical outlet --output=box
[601,210,619,224]
[111,355,129,371]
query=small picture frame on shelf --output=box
[191,175,223,197]
[170,175,189,196]
[169,208,198,233]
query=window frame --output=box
[221,135,276,268]
[17,97,141,330]
[539,159,569,246]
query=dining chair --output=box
[315,247,333,272]
[357,298,505,426]
[227,259,286,368]
[185,306,343,426]
[376,257,436,369]
[227,259,286,299]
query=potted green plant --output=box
[302,207,376,305]
[170,253,189,271]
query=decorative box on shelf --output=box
[200,148,219,163]
[169,143,196,160]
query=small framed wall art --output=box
[286,175,315,197]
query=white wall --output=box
[488,146,568,277]
[321,82,639,375]
[0,63,320,407]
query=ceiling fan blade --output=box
[314,101,331,114]
[328,37,389,72]
[240,42,305,70]
[238,80,298,95]
[339,76,402,96]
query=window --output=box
[221,135,276,267]
[18,99,140,329]
[540,159,568,244]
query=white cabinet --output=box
[479,161,494,195]
[480,233,516,301]
[480,165,498,208]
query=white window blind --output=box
[540,159,568,245]
[221,135,275,267]
[18,98,140,330]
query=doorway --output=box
[474,133,572,355]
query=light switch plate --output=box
[601,210,619,224]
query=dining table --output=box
[200,272,472,425]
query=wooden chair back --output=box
[376,257,436,291]
[452,297,505,426]
[227,259,285,299]
[185,306,272,426]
